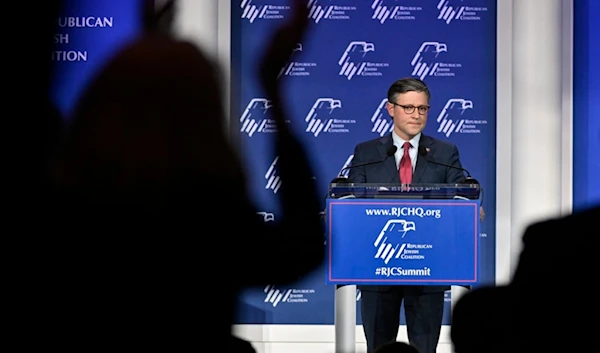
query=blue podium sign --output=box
[326,198,480,286]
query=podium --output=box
[325,183,481,353]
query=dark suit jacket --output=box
[348,133,466,293]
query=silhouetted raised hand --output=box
[251,0,324,285]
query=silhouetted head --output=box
[451,286,513,353]
[56,35,241,205]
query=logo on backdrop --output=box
[436,0,489,24]
[240,98,291,136]
[279,43,316,78]
[265,157,282,194]
[264,285,316,307]
[371,98,394,136]
[339,155,354,177]
[240,98,272,136]
[305,98,356,136]
[410,41,461,79]
[240,0,289,23]
[338,41,390,80]
[437,98,487,137]
[256,212,275,222]
[307,0,356,23]
[371,0,423,23]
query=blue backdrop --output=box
[50,0,142,119]
[233,0,497,325]
[573,0,600,211]
[46,0,599,328]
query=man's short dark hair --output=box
[387,77,431,103]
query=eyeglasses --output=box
[390,102,430,115]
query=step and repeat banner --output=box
[50,0,143,118]
[574,0,600,210]
[232,0,497,326]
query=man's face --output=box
[386,91,429,140]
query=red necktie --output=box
[399,142,413,184]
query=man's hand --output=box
[480,206,485,221]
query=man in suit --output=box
[348,77,467,353]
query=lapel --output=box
[378,134,400,183]
[413,134,435,183]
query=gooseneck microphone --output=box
[330,145,398,184]
[417,146,478,184]
[418,146,483,202]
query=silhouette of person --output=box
[451,204,600,353]
[46,0,323,349]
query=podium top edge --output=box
[329,183,480,189]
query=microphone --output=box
[330,145,398,184]
[418,146,483,202]
[417,146,479,185]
